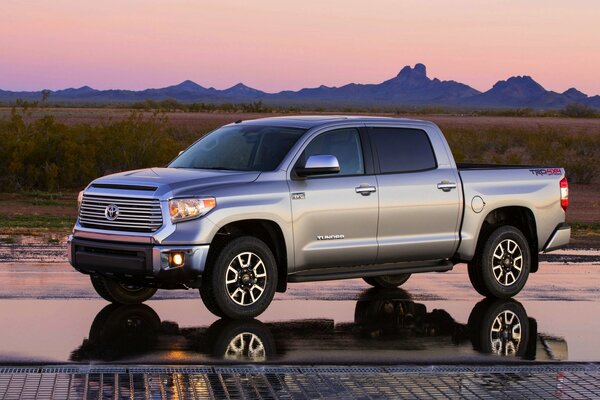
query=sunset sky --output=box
[1,0,599,94]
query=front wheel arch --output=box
[207,219,289,292]
[200,236,278,319]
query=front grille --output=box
[79,194,163,232]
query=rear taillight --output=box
[560,177,569,211]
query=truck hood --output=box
[91,167,261,197]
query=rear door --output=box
[288,127,379,270]
[369,126,461,262]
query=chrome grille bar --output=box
[79,194,163,232]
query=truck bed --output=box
[457,163,559,170]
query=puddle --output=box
[0,263,598,364]
[1,293,598,364]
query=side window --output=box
[300,128,364,176]
[371,128,436,173]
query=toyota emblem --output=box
[104,204,119,221]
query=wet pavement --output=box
[0,261,599,365]
[2,258,600,398]
[2,364,600,399]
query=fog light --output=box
[169,252,185,267]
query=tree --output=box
[41,89,51,105]
[562,103,598,118]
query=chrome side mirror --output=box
[295,155,340,177]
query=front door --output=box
[288,128,379,270]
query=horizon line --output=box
[1,64,597,97]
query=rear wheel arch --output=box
[208,219,288,292]
[474,206,539,273]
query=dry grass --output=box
[2,107,600,134]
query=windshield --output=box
[169,125,306,171]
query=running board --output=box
[287,260,454,283]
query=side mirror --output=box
[295,155,340,177]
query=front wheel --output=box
[90,276,157,305]
[200,236,277,320]
[206,319,275,362]
[470,225,531,299]
[363,274,411,289]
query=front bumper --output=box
[543,223,571,252]
[67,235,209,288]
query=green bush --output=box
[443,125,600,184]
[561,103,599,118]
[1,106,598,191]
[0,108,183,191]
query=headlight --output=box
[169,197,216,223]
[77,190,84,213]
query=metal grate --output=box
[79,194,163,232]
[1,364,599,399]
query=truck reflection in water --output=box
[71,288,567,363]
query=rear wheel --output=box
[468,298,530,358]
[90,275,157,305]
[469,226,531,298]
[363,274,411,288]
[200,236,277,320]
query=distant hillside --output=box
[1,64,598,110]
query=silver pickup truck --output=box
[68,116,571,319]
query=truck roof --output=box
[237,115,429,129]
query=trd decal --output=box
[529,168,561,176]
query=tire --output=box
[73,303,162,361]
[470,225,531,299]
[90,275,157,305]
[468,298,530,358]
[467,262,490,296]
[200,236,277,320]
[199,283,227,318]
[363,274,411,288]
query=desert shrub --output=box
[443,125,600,183]
[561,103,599,118]
[0,108,182,191]
[129,99,273,113]
[1,106,599,191]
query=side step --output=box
[287,260,454,283]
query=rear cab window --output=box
[369,127,437,173]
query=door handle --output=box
[437,181,457,192]
[355,185,376,196]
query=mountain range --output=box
[1,63,599,110]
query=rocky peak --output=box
[491,76,547,97]
[397,63,427,79]
[563,87,588,100]
[173,80,203,90]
